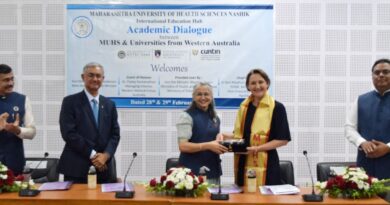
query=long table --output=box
[0,184,387,205]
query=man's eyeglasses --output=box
[372,69,390,76]
[86,73,103,79]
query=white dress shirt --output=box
[345,89,390,148]
[17,96,36,140]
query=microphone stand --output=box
[210,163,229,200]
[302,150,323,202]
[115,152,137,198]
[19,152,49,197]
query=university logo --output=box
[71,16,93,38]
[192,49,199,56]
[117,50,126,59]
[154,50,161,58]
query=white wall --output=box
[1,0,388,185]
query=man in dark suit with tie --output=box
[58,62,120,183]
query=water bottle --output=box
[88,166,97,189]
[22,165,32,183]
[246,169,257,193]
[199,166,210,183]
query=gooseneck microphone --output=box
[210,163,229,200]
[19,152,49,197]
[302,150,323,202]
[115,152,137,198]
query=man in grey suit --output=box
[58,62,120,183]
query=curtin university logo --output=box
[192,49,199,56]
[71,16,93,38]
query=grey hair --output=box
[83,62,104,73]
[192,82,214,98]
[187,82,218,120]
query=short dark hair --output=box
[0,64,12,74]
[245,68,271,91]
[371,59,390,72]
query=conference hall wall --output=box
[1,0,388,185]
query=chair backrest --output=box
[166,157,180,172]
[165,158,295,185]
[25,158,59,183]
[378,181,390,203]
[316,162,356,182]
[378,191,390,203]
[279,160,294,185]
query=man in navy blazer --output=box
[0,64,36,175]
[58,62,120,183]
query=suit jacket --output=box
[58,91,120,179]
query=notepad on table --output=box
[207,184,243,194]
[101,182,133,192]
[259,184,300,195]
[39,181,73,191]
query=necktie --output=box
[91,99,99,126]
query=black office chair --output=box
[279,160,295,185]
[166,157,180,172]
[378,182,390,203]
[166,158,295,185]
[25,158,59,183]
[316,162,356,182]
